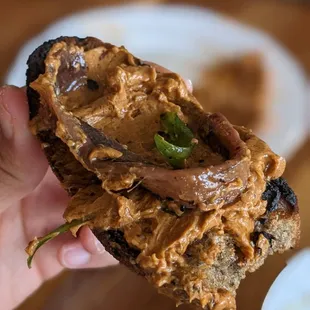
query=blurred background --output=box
[3,0,309,309]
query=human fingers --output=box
[0,85,48,212]
[59,234,118,269]
[59,226,118,269]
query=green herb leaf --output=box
[25,218,89,268]
[154,113,196,168]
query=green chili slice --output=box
[160,112,194,146]
[26,218,89,268]
[154,112,196,168]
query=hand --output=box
[0,69,193,309]
[0,86,118,310]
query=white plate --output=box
[5,4,308,159]
[262,249,310,310]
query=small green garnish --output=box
[25,218,89,268]
[160,112,194,146]
[154,112,196,168]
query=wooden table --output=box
[1,1,308,309]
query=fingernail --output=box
[0,86,14,139]
[95,238,105,253]
[62,244,91,268]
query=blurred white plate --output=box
[5,4,308,159]
[262,249,310,310]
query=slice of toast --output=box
[26,37,300,310]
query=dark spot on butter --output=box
[180,205,186,212]
[87,79,99,91]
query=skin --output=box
[0,85,118,310]
[0,69,192,309]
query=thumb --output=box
[0,85,48,210]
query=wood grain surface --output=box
[1,1,308,310]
